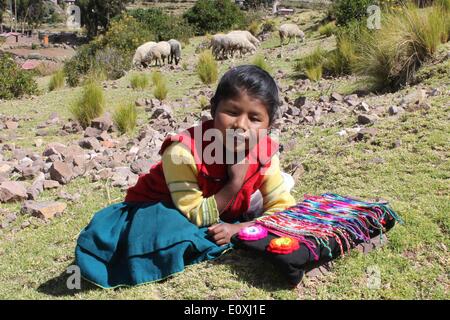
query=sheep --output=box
[168,39,182,65]
[210,33,231,60]
[278,23,305,45]
[227,30,260,48]
[226,33,257,58]
[132,41,156,68]
[144,41,171,67]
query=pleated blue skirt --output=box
[75,201,232,288]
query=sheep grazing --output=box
[210,33,230,60]
[210,32,256,60]
[168,39,182,65]
[132,41,156,68]
[278,23,305,45]
[226,33,257,58]
[144,41,171,67]
[227,30,260,48]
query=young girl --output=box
[75,65,296,288]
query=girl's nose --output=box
[233,115,249,131]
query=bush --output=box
[130,73,150,90]
[93,46,131,80]
[113,103,137,135]
[248,21,260,36]
[294,47,327,81]
[353,4,449,90]
[0,53,38,100]
[323,32,359,76]
[48,69,65,91]
[333,0,373,26]
[184,0,245,35]
[154,81,168,101]
[130,8,194,43]
[70,81,105,128]
[251,55,272,74]
[151,71,164,87]
[196,50,218,85]
[34,61,61,77]
[64,41,101,87]
[318,22,337,37]
[261,20,276,33]
[199,95,209,109]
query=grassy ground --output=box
[0,9,448,299]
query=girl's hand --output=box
[227,158,250,188]
[207,222,254,245]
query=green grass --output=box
[0,8,448,300]
[129,73,149,90]
[113,103,137,135]
[48,70,65,92]
[69,80,105,128]
[196,50,218,85]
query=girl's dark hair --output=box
[210,65,280,124]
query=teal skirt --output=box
[75,202,232,288]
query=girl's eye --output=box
[226,110,238,116]
[250,117,261,122]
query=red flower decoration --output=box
[267,237,300,254]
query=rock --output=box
[35,138,43,147]
[130,159,151,175]
[356,102,370,112]
[319,95,330,103]
[5,121,19,130]
[0,163,13,177]
[98,131,111,142]
[43,180,60,189]
[21,200,67,220]
[43,142,67,158]
[150,104,173,119]
[350,128,378,142]
[357,114,378,125]
[0,181,28,202]
[79,137,102,151]
[27,173,45,200]
[21,221,31,229]
[286,106,301,117]
[344,94,359,107]
[57,191,81,202]
[331,104,347,113]
[91,113,113,132]
[49,161,73,184]
[330,92,343,102]
[388,105,404,116]
[84,126,103,138]
[135,98,147,107]
[400,89,427,107]
[293,96,307,108]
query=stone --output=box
[27,174,45,200]
[43,180,60,189]
[331,104,347,113]
[5,121,19,130]
[388,105,404,116]
[344,94,359,107]
[49,161,73,184]
[43,143,67,157]
[135,98,147,107]
[57,191,81,202]
[293,96,307,108]
[330,92,343,102]
[84,126,102,138]
[356,102,370,112]
[286,106,301,117]
[400,89,427,107]
[130,159,151,175]
[98,131,111,142]
[91,113,113,132]
[0,181,28,202]
[357,114,378,125]
[350,128,378,142]
[35,138,43,147]
[21,200,67,220]
[79,137,102,151]
[150,105,173,119]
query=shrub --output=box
[64,41,101,87]
[0,53,38,100]
[333,0,373,26]
[196,50,218,85]
[113,103,137,135]
[305,65,323,82]
[353,4,449,90]
[184,0,245,35]
[199,95,209,109]
[93,46,131,80]
[70,81,105,128]
[261,19,276,33]
[154,80,168,101]
[248,21,260,36]
[130,73,150,90]
[323,33,359,76]
[130,8,194,43]
[48,69,65,91]
[318,22,337,37]
[34,61,61,76]
[251,55,272,74]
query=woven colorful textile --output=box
[256,193,403,260]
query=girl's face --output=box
[213,90,271,153]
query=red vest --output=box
[125,120,279,222]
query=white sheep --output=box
[278,23,305,45]
[132,41,156,68]
[227,30,260,48]
[226,33,257,58]
[144,41,171,67]
[168,39,182,65]
[210,33,230,60]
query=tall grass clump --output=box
[294,47,327,81]
[354,3,449,90]
[151,71,163,86]
[113,103,137,135]
[196,50,218,85]
[251,55,272,74]
[48,69,65,91]
[130,73,149,90]
[318,22,337,37]
[70,80,105,128]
